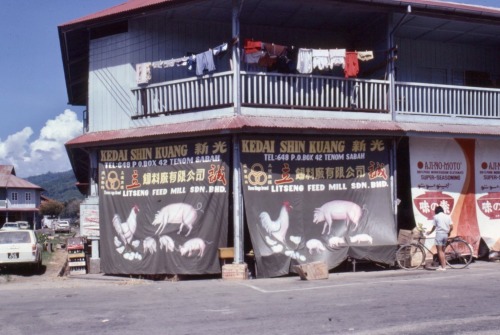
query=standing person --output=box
[426,206,453,271]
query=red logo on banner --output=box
[477,192,500,219]
[414,191,454,220]
[208,164,227,185]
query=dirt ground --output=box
[0,247,68,284]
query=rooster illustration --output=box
[259,201,293,245]
[113,205,140,247]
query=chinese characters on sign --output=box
[98,138,230,275]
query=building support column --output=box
[232,136,244,264]
[229,0,247,274]
[388,5,411,121]
[85,150,101,274]
[232,0,242,116]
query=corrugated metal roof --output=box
[0,165,15,175]
[0,174,43,190]
[65,115,404,148]
[399,122,500,136]
[66,115,500,149]
[60,0,174,27]
[60,0,500,28]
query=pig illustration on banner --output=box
[178,238,209,258]
[306,239,326,255]
[143,237,158,255]
[159,235,176,253]
[152,202,203,236]
[313,200,363,235]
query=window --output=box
[25,192,31,201]
[11,192,18,201]
[465,71,494,88]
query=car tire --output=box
[32,261,41,274]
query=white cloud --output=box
[0,109,82,178]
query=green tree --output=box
[60,199,82,219]
[39,200,64,217]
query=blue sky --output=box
[0,0,498,177]
[0,0,123,177]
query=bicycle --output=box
[396,234,473,270]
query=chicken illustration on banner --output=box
[113,205,139,246]
[259,201,293,245]
[112,205,145,260]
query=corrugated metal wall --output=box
[89,33,134,132]
[396,37,500,85]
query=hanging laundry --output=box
[196,50,216,76]
[152,56,190,69]
[297,48,313,74]
[284,46,298,73]
[258,53,276,68]
[264,43,287,57]
[344,51,359,78]
[136,62,152,84]
[357,51,374,61]
[187,55,196,71]
[244,39,263,54]
[312,49,330,71]
[329,49,346,68]
[259,43,288,69]
[244,50,265,64]
[213,43,228,56]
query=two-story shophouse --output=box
[0,165,43,229]
[60,0,500,277]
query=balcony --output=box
[131,71,500,121]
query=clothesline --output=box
[136,42,228,84]
[136,38,383,85]
[243,38,375,78]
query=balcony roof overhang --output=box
[65,114,500,189]
[58,0,500,106]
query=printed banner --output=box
[99,138,230,275]
[475,139,500,251]
[409,138,480,253]
[80,202,99,237]
[241,136,396,278]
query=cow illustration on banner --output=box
[98,138,230,275]
[240,137,396,278]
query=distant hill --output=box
[26,170,84,203]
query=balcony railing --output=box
[395,81,500,118]
[131,72,500,120]
[241,72,388,111]
[133,71,233,117]
[0,199,36,209]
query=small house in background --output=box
[0,165,44,229]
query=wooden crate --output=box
[397,230,413,244]
[294,261,329,280]
[218,247,234,259]
[222,263,248,280]
[398,229,425,245]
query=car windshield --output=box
[0,231,31,244]
[3,223,18,228]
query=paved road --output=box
[1,261,499,335]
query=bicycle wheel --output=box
[396,243,425,270]
[445,238,473,269]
